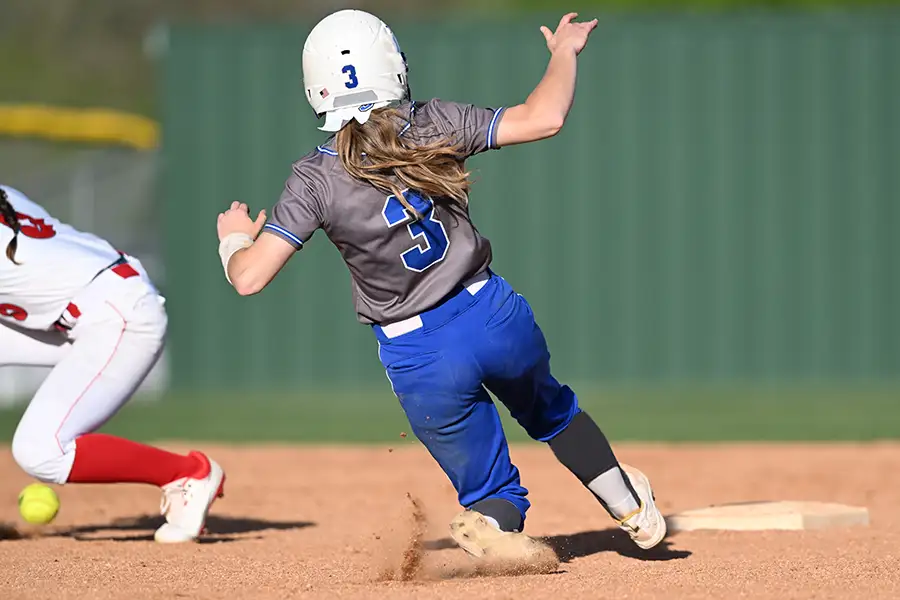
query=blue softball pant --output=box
[373,271,580,524]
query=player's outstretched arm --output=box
[217,202,294,296]
[494,13,598,148]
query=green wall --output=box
[162,12,900,392]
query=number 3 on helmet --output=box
[302,10,410,132]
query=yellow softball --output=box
[18,483,60,525]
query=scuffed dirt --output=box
[378,493,427,582]
[1,443,899,599]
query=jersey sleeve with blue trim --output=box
[424,99,506,158]
[264,159,327,249]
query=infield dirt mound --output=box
[1,443,899,599]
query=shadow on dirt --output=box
[51,514,316,542]
[542,528,692,562]
[541,529,692,563]
[424,527,691,562]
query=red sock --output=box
[67,433,207,487]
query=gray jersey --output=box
[264,99,506,325]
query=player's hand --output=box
[540,13,598,56]
[217,201,267,241]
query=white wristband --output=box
[218,232,254,285]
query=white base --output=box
[666,501,870,532]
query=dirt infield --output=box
[1,443,899,599]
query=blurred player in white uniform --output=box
[0,184,223,543]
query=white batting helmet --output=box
[302,10,410,132]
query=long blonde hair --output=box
[335,107,471,216]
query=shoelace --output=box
[159,480,189,516]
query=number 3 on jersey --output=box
[382,191,449,273]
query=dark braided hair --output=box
[0,188,21,264]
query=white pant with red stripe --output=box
[1,266,167,484]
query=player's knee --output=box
[11,428,69,484]
[11,432,48,480]
[522,385,580,443]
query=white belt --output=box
[378,271,490,339]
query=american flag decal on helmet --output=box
[320,88,329,99]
